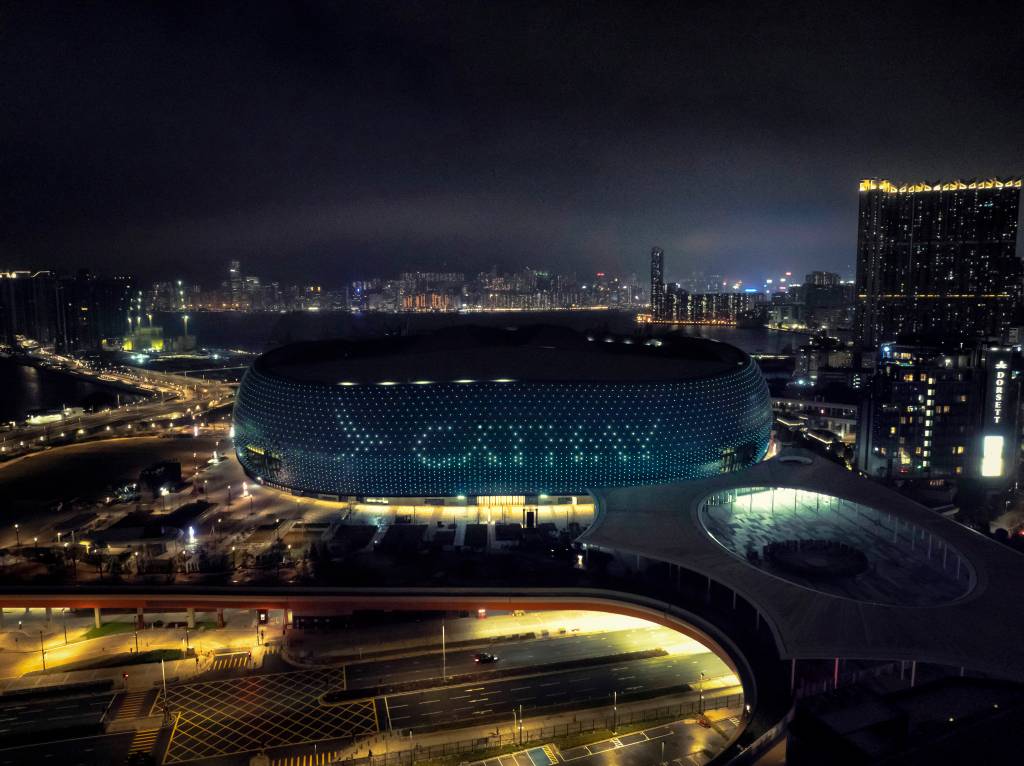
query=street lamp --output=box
[14,524,19,546]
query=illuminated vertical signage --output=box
[981,352,1015,478]
[989,358,1009,427]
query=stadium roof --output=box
[255,325,750,384]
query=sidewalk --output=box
[0,654,201,694]
[0,607,269,683]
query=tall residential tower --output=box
[854,178,1022,348]
[650,246,665,320]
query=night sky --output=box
[2,2,1022,285]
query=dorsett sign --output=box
[991,358,1009,427]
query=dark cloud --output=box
[1,1,1021,284]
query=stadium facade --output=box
[233,326,772,498]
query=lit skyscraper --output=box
[854,178,1022,348]
[228,259,243,306]
[650,246,665,320]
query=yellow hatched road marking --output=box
[161,711,181,765]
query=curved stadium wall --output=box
[233,333,772,497]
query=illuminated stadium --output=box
[232,325,773,498]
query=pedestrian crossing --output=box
[271,749,345,766]
[210,652,251,670]
[474,744,560,766]
[113,690,149,720]
[209,645,280,671]
[128,728,160,755]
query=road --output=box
[159,639,729,763]
[1,351,234,460]
[345,626,689,688]
[0,691,112,743]
[383,652,727,730]
[0,730,134,766]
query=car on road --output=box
[473,652,499,663]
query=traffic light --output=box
[258,609,268,624]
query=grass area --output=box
[27,648,185,676]
[82,619,222,639]
[82,621,137,640]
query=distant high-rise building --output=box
[0,270,64,349]
[800,271,853,330]
[650,247,665,319]
[806,271,840,288]
[228,260,243,306]
[854,178,1022,348]
[58,270,134,351]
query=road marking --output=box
[128,729,159,754]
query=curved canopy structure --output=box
[585,450,1024,682]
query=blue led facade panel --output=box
[233,326,772,497]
